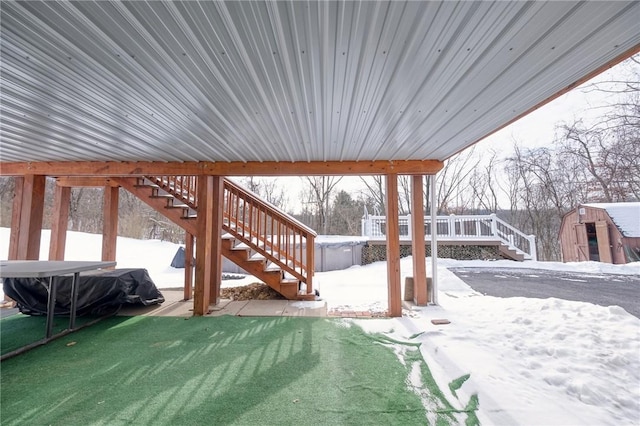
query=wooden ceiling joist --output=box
[55,177,120,187]
[0,160,444,177]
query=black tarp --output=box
[3,268,164,317]
[170,247,194,268]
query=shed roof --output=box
[1,1,639,165]
[583,203,640,238]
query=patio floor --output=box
[118,289,329,318]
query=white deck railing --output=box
[361,213,537,261]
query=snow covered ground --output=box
[1,228,639,425]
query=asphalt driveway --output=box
[449,267,640,318]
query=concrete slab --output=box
[237,299,288,316]
[116,289,329,318]
[208,300,248,316]
[282,300,327,317]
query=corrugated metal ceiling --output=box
[1,1,639,164]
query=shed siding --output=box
[560,206,633,264]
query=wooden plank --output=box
[410,175,428,305]
[386,174,402,317]
[49,185,71,260]
[0,159,444,177]
[595,221,612,263]
[16,175,46,260]
[8,176,24,260]
[184,232,194,301]
[209,176,224,305]
[194,175,214,316]
[101,186,119,264]
[56,177,119,187]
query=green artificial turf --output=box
[1,315,477,425]
[0,313,103,356]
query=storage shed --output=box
[559,202,640,264]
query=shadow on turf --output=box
[1,315,476,425]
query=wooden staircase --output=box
[113,176,316,300]
[498,243,525,261]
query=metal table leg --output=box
[45,276,57,339]
[69,272,79,330]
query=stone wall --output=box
[361,243,501,265]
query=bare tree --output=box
[468,151,501,212]
[302,176,343,234]
[241,177,289,210]
[435,147,481,213]
[358,175,385,215]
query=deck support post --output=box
[101,185,119,265]
[209,176,224,306]
[49,185,71,260]
[411,175,428,305]
[386,173,402,317]
[194,176,213,315]
[9,175,45,260]
[430,175,438,305]
[194,175,224,315]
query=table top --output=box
[0,261,117,278]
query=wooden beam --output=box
[184,232,194,301]
[386,173,402,317]
[101,186,119,264]
[49,185,71,260]
[8,177,24,260]
[209,176,224,306]
[13,175,46,260]
[56,177,119,187]
[0,160,444,177]
[411,175,428,305]
[194,175,214,316]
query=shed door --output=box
[595,221,612,263]
[574,223,588,262]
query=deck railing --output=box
[147,175,316,292]
[362,213,537,261]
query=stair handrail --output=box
[145,175,317,293]
[223,179,317,292]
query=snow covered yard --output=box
[1,228,639,425]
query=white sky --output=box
[2,229,638,425]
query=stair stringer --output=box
[112,177,313,300]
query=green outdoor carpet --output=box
[1,314,104,356]
[1,315,477,425]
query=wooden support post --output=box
[411,175,428,305]
[101,186,119,264]
[49,185,71,260]
[8,177,24,260]
[10,175,46,260]
[209,176,224,305]
[184,232,194,301]
[194,175,223,315]
[386,174,402,317]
